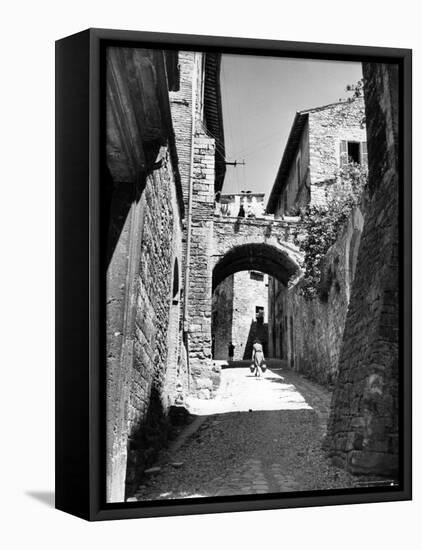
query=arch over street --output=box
[212,241,302,291]
[185,213,304,399]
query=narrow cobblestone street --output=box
[134,361,362,501]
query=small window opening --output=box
[347,141,361,164]
[256,306,264,324]
[172,259,180,305]
[250,271,264,281]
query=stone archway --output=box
[187,232,303,398]
[212,241,302,291]
[211,242,303,363]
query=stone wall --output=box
[186,133,219,398]
[326,64,399,477]
[169,53,223,400]
[106,151,184,501]
[105,47,185,503]
[169,51,196,210]
[308,98,367,205]
[212,274,234,360]
[232,271,268,360]
[212,271,269,361]
[127,154,184,493]
[232,271,268,359]
[169,51,199,321]
[212,217,303,287]
[268,206,364,385]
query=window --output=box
[340,140,368,167]
[250,271,264,282]
[347,141,360,164]
[361,141,368,165]
[256,306,264,324]
[172,259,180,305]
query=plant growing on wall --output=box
[345,78,364,100]
[297,162,368,299]
[343,79,366,127]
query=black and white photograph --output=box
[2,0,420,543]
[104,44,403,505]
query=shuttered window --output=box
[340,140,348,167]
[340,140,368,166]
[360,141,368,165]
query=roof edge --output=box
[266,112,308,213]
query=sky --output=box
[219,54,362,201]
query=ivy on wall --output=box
[296,162,368,299]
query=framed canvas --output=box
[55,28,412,521]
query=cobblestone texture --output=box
[133,361,369,501]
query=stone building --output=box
[105,47,225,502]
[266,98,367,382]
[267,97,367,215]
[212,270,269,361]
[168,51,227,401]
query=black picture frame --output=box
[55,28,412,521]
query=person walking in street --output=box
[228,342,235,363]
[252,339,265,377]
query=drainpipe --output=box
[183,52,198,392]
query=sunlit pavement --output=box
[134,361,361,501]
[186,360,313,415]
